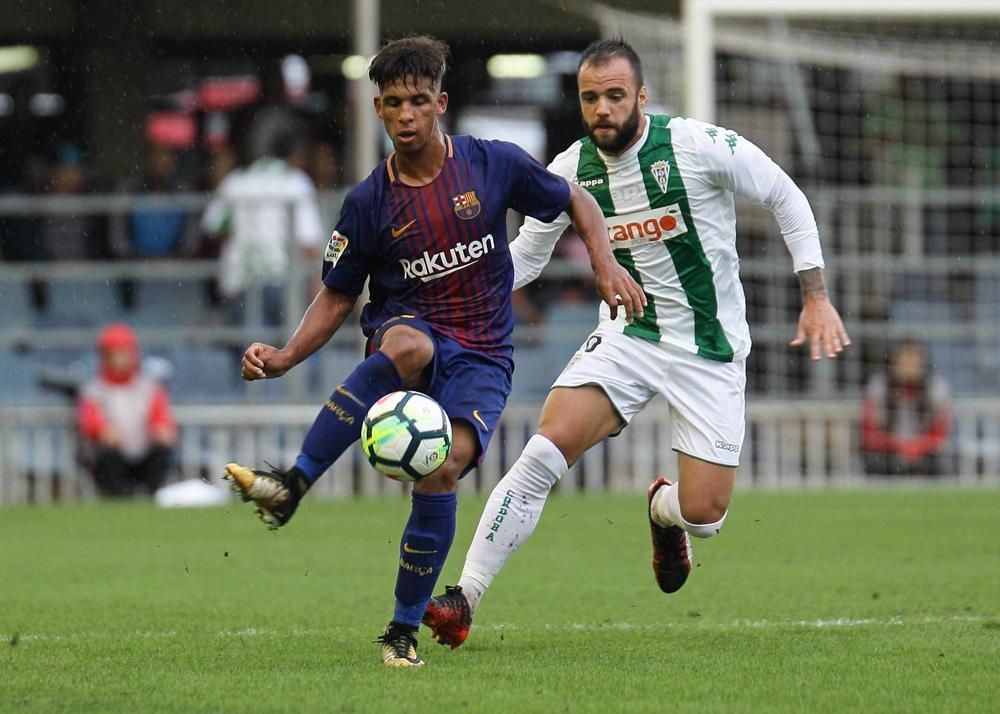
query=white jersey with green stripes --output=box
[512,114,820,363]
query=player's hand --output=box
[240,342,292,380]
[790,291,851,361]
[593,257,646,323]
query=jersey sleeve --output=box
[321,184,374,295]
[509,145,577,290]
[494,140,571,224]
[681,118,824,273]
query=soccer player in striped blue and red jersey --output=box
[223,35,645,667]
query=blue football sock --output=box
[293,453,328,483]
[392,491,457,629]
[296,351,402,485]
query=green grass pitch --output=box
[2,488,999,712]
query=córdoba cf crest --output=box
[650,160,670,194]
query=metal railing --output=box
[2,398,997,505]
[3,186,999,403]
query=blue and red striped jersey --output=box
[322,135,570,361]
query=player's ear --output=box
[638,85,648,109]
[373,95,383,116]
[436,90,448,116]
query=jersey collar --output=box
[386,135,454,184]
[597,113,651,165]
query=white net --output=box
[584,4,1000,399]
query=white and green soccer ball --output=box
[361,390,452,482]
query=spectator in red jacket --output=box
[78,323,177,496]
[861,339,952,476]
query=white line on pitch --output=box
[2,614,992,644]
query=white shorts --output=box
[552,325,746,466]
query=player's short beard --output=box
[587,101,642,154]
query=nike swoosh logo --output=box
[391,219,417,238]
[403,543,438,555]
[472,410,488,431]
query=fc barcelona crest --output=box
[650,160,670,194]
[452,190,481,220]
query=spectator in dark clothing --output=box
[861,339,952,476]
[109,142,199,260]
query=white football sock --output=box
[458,434,567,614]
[650,481,684,528]
[651,481,728,539]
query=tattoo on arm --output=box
[798,267,827,297]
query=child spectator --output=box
[77,324,177,496]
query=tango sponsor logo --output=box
[606,204,687,248]
[484,489,515,542]
[399,233,495,282]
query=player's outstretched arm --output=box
[565,183,646,322]
[241,287,357,380]
[789,267,851,361]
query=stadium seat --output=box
[546,302,598,340]
[165,345,239,401]
[0,281,34,328]
[927,338,982,396]
[974,277,1000,376]
[40,280,124,326]
[0,348,69,405]
[889,297,954,324]
[129,280,215,327]
[510,345,563,403]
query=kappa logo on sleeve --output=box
[324,232,349,266]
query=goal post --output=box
[683,0,1000,121]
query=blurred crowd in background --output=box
[0,52,596,327]
[3,10,999,489]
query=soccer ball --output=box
[361,391,452,482]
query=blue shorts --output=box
[367,316,512,472]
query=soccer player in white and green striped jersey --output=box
[423,39,851,648]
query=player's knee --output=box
[680,488,730,522]
[536,420,594,466]
[681,501,727,526]
[413,460,462,493]
[379,328,434,384]
[536,389,621,466]
[680,506,728,539]
[414,430,475,494]
[679,496,729,538]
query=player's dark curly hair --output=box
[368,35,449,91]
[578,38,644,88]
